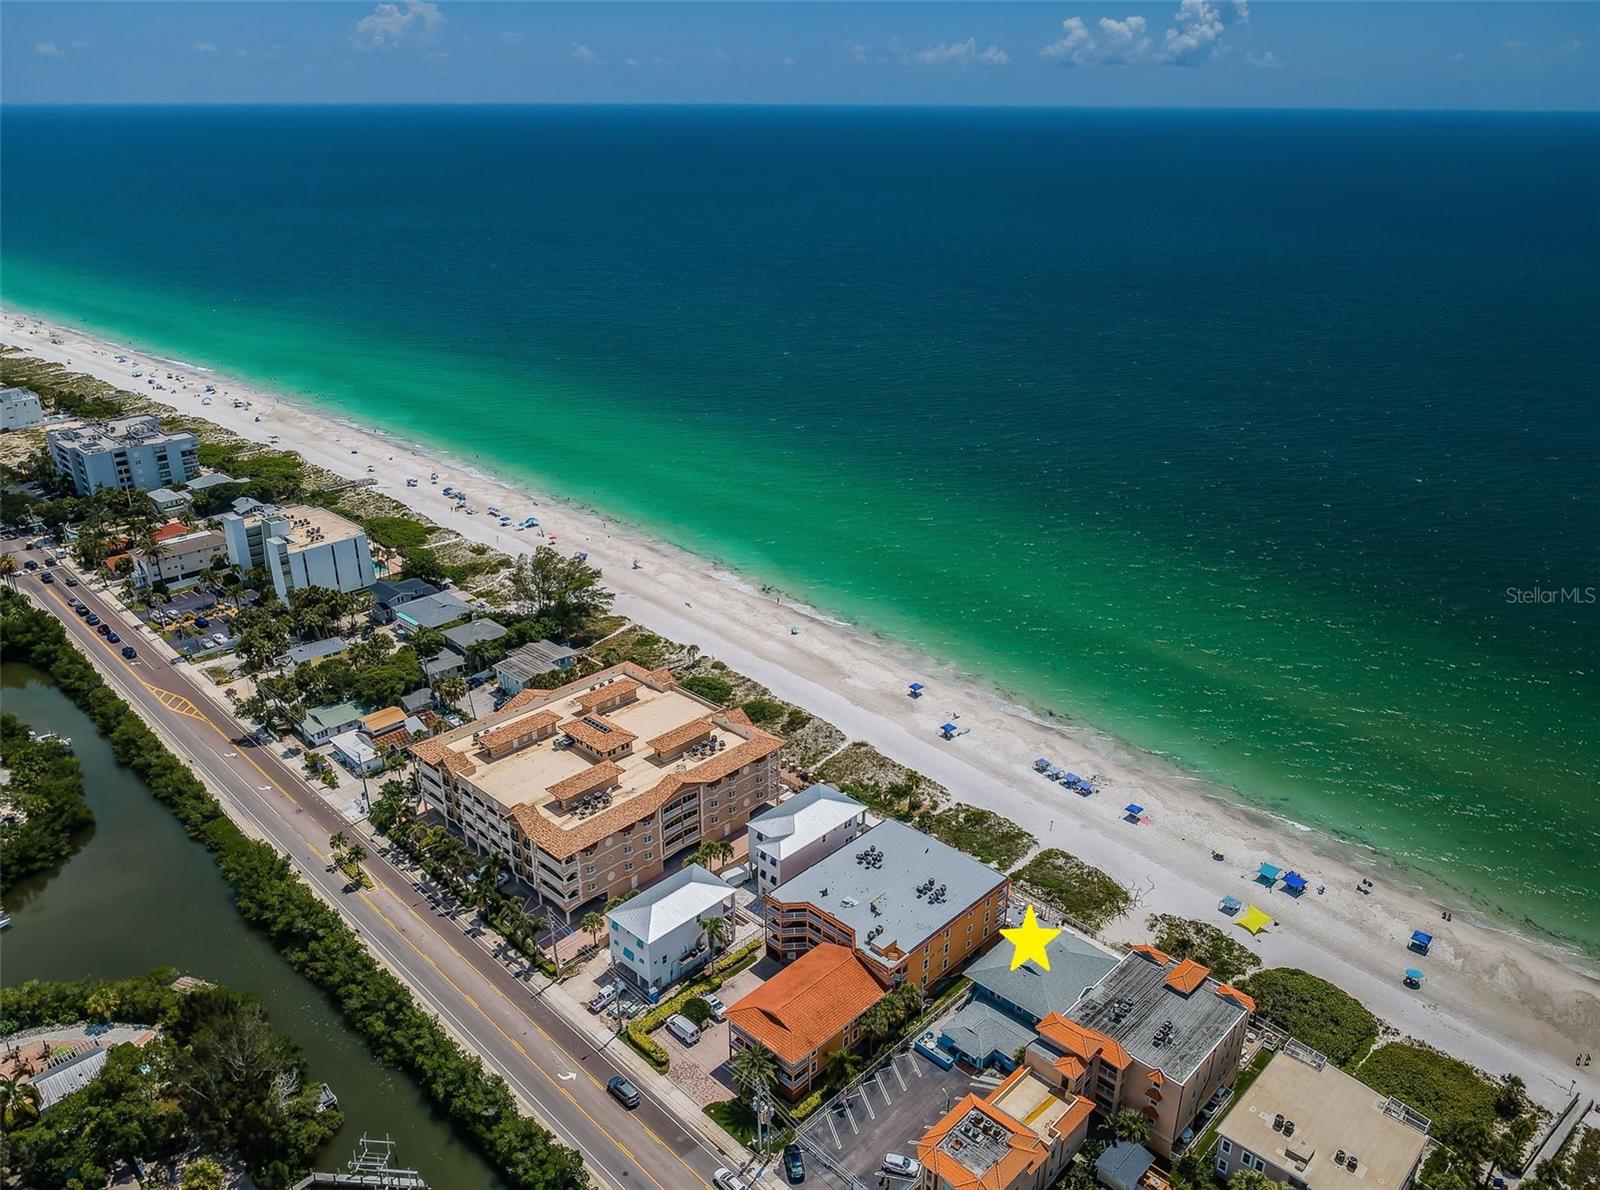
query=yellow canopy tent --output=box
[1235,904,1274,935]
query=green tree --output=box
[694,838,734,872]
[509,546,614,634]
[703,913,731,954]
[182,1157,227,1190]
[730,1041,777,1103]
[1229,1170,1287,1190]
[0,1074,41,1130]
[580,910,607,949]
[1111,1108,1151,1145]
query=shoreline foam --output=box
[5,304,1598,1109]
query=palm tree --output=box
[579,910,607,949]
[329,831,350,856]
[345,843,369,871]
[0,1075,41,1131]
[1111,1107,1151,1145]
[0,554,16,589]
[434,674,467,713]
[703,913,731,954]
[730,1041,777,1103]
[694,838,734,873]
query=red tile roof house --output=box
[724,942,886,1099]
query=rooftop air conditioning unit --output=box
[1346,1155,1359,1171]
[1273,1114,1285,1132]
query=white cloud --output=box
[1246,49,1283,70]
[1041,18,1095,64]
[847,42,871,64]
[498,31,522,47]
[35,40,60,57]
[1096,16,1150,63]
[782,55,796,67]
[1161,0,1225,64]
[570,44,601,65]
[896,37,1010,68]
[1042,16,1149,65]
[625,56,640,67]
[352,1,443,51]
[193,41,219,54]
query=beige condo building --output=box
[408,662,784,914]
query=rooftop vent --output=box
[1347,1155,1359,1171]
[1273,1114,1285,1132]
[1283,1120,1296,1138]
[1335,1151,1346,1166]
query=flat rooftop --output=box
[274,504,365,549]
[767,818,1008,965]
[49,415,192,452]
[410,663,782,856]
[1069,951,1248,1084]
[1222,1050,1430,1190]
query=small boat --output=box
[316,1082,339,1112]
[0,909,12,931]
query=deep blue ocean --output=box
[3,106,1597,950]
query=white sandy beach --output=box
[6,308,1598,1111]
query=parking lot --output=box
[791,1048,990,1189]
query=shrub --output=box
[680,996,714,1028]
[923,805,1035,869]
[1010,849,1131,933]
[1234,968,1379,1068]
[0,712,94,888]
[1356,1042,1500,1148]
[1145,915,1262,983]
[360,515,434,551]
[739,697,787,727]
[681,674,734,705]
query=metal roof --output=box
[1069,952,1248,1084]
[301,700,366,734]
[965,930,1119,1025]
[748,782,866,859]
[443,618,507,651]
[608,863,734,944]
[766,818,1008,962]
[185,471,239,490]
[284,636,350,666]
[395,591,474,629]
[940,998,1037,1065]
[497,640,581,681]
[372,578,439,606]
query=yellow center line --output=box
[159,673,708,1190]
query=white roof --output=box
[608,864,733,944]
[329,730,377,764]
[749,783,866,859]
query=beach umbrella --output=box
[1404,967,1425,985]
[1282,871,1308,894]
[939,723,957,739]
[1235,905,1274,935]
[1034,758,1053,772]
[1123,804,1144,822]
[1065,772,1082,785]
[1218,895,1242,914]
[908,682,925,697]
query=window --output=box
[1240,1151,1256,1171]
[1219,1140,1232,1156]
[625,862,634,871]
[1216,1159,1229,1177]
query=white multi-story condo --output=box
[409,662,784,914]
[748,782,868,894]
[0,387,44,432]
[219,503,375,599]
[607,863,736,1000]
[46,416,199,495]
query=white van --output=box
[665,1014,701,1046]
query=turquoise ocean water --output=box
[3,106,1597,952]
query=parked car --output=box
[39,571,54,584]
[211,632,228,646]
[881,1155,921,1181]
[701,992,728,1023]
[96,623,112,636]
[75,604,91,617]
[782,1143,806,1183]
[588,983,621,1014]
[121,645,137,660]
[605,1076,641,1109]
[86,613,101,626]
[22,559,37,571]
[107,631,121,644]
[63,574,78,586]
[665,1014,701,1046]
[195,616,210,628]
[712,1170,748,1190]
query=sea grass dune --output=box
[4,309,1598,1111]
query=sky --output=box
[4,2,1597,110]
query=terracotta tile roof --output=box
[1036,1013,1131,1071]
[1215,984,1257,1014]
[151,521,193,542]
[1054,1054,1086,1080]
[476,709,560,753]
[408,737,449,766]
[725,943,883,1066]
[647,667,676,688]
[548,761,623,802]
[1130,943,1170,965]
[647,718,713,755]
[575,678,641,711]
[561,714,637,752]
[1165,958,1211,995]
[722,707,755,729]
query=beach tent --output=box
[1235,905,1273,935]
[1256,863,1283,887]
[1064,772,1082,786]
[1218,895,1243,915]
[1124,804,1145,822]
[1034,758,1053,772]
[939,723,958,739]
[1409,930,1433,955]
[1282,871,1308,895]
[908,682,925,698]
[1403,967,1425,987]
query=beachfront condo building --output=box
[219,503,376,600]
[1212,1047,1430,1190]
[46,416,199,495]
[915,1065,1096,1190]
[408,663,784,914]
[1026,945,1254,1158]
[0,387,44,432]
[762,818,1010,993]
[129,524,228,589]
[747,781,868,895]
[606,863,736,1001]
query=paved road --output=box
[6,549,735,1190]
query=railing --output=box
[1382,1097,1432,1135]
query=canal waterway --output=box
[0,663,502,1188]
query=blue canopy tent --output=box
[1403,967,1425,988]
[1218,895,1243,915]
[908,682,925,699]
[1034,758,1054,773]
[1282,871,1308,895]
[1124,804,1145,822]
[1063,772,1082,786]
[1409,930,1433,955]
[939,723,958,739]
[1256,863,1283,887]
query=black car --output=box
[74,604,89,616]
[39,571,54,584]
[106,631,121,644]
[23,559,38,571]
[606,1076,641,1109]
[86,613,101,626]
[63,574,78,586]
[121,645,138,660]
[97,622,113,636]
[782,1144,806,1184]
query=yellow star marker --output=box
[1001,905,1062,971]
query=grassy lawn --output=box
[1010,849,1131,933]
[923,805,1036,869]
[1355,1042,1500,1146]
[704,1100,759,1146]
[1188,1046,1274,1160]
